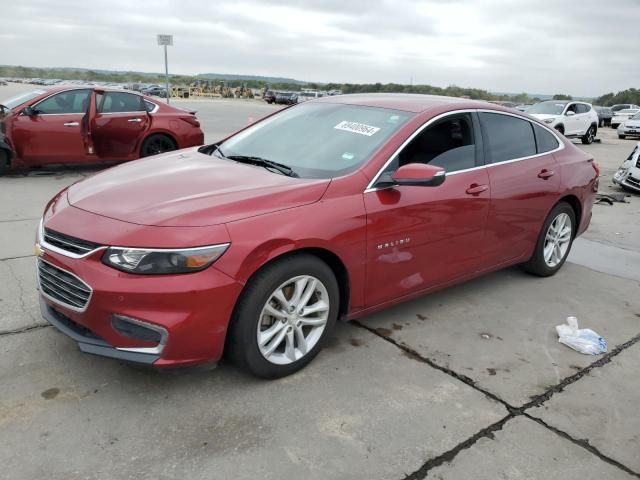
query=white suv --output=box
[528,100,599,144]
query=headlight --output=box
[102,244,230,274]
[543,118,555,124]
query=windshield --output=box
[612,105,630,112]
[1,90,46,109]
[631,112,640,120]
[527,101,567,115]
[218,103,413,179]
[617,109,638,115]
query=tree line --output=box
[1,65,636,106]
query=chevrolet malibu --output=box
[36,94,599,378]
[0,86,204,172]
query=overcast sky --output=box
[2,0,639,96]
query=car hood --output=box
[67,149,331,227]
[530,114,558,121]
[623,119,640,127]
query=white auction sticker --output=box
[334,121,381,136]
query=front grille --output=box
[38,260,91,310]
[44,228,101,256]
[626,175,640,188]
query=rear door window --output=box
[575,104,589,114]
[98,92,145,113]
[479,112,536,163]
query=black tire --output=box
[227,254,339,379]
[598,119,603,128]
[522,202,576,277]
[619,135,626,139]
[0,149,9,175]
[581,125,596,144]
[140,134,177,158]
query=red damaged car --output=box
[36,94,598,378]
[0,87,204,172]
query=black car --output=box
[141,86,167,98]
[263,90,277,104]
[274,92,298,105]
[593,106,613,127]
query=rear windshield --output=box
[1,90,46,109]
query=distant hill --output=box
[197,72,306,85]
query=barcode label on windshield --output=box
[334,121,381,136]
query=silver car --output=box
[613,142,640,193]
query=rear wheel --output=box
[227,254,339,378]
[0,149,10,175]
[581,125,596,144]
[140,134,177,158]
[522,202,576,277]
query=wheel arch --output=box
[556,194,582,232]
[139,131,178,156]
[232,247,351,323]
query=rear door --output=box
[479,112,561,266]
[11,89,91,165]
[91,91,150,160]
[364,112,491,307]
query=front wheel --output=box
[140,134,177,157]
[227,254,339,378]
[522,202,576,277]
[581,125,596,144]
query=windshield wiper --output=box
[225,154,299,178]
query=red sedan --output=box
[36,94,598,378]
[0,86,204,172]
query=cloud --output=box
[2,0,639,96]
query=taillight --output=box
[180,116,200,128]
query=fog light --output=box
[111,315,166,344]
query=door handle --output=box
[128,118,142,123]
[538,169,555,179]
[465,184,488,195]
[63,122,79,127]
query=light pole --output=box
[157,34,173,104]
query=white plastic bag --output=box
[556,316,607,355]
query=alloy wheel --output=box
[543,213,572,268]
[256,275,330,365]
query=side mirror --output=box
[565,111,575,116]
[22,106,37,116]
[378,163,446,188]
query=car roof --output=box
[313,93,514,114]
[36,86,140,95]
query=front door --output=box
[91,91,150,160]
[364,112,490,307]
[11,89,91,165]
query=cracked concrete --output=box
[0,93,639,479]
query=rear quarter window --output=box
[533,124,560,153]
[479,112,536,163]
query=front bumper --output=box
[38,248,244,367]
[613,169,640,193]
[40,297,160,364]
